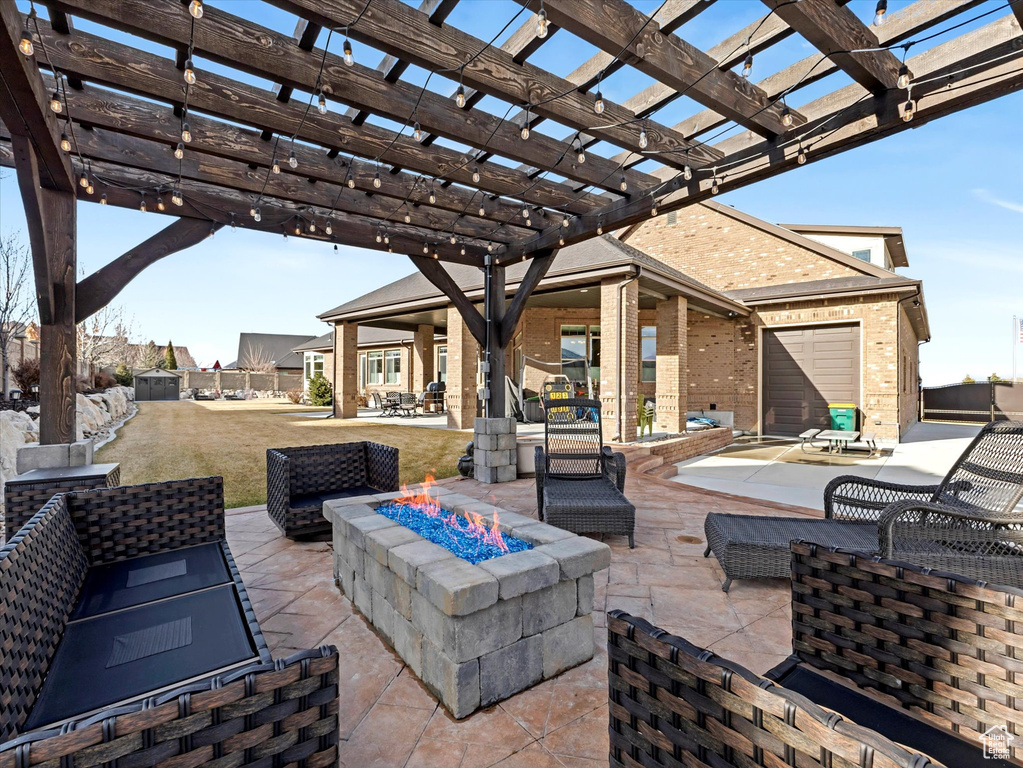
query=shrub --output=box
[114,362,133,387]
[307,373,333,406]
[164,341,178,370]
[75,375,93,393]
[11,357,40,393]
[94,371,117,389]
[285,389,304,404]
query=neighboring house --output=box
[234,333,316,373]
[1,322,39,396]
[293,327,447,395]
[124,343,198,370]
[318,201,929,441]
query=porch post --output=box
[600,276,639,442]
[483,261,506,418]
[413,324,434,391]
[446,306,478,429]
[655,296,687,433]
[334,321,358,418]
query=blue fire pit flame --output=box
[376,501,532,565]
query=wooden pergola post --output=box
[482,260,506,419]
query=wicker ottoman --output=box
[703,512,877,591]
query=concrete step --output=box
[653,464,678,480]
[629,454,665,475]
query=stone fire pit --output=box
[324,485,611,718]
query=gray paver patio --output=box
[228,469,821,767]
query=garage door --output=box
[762,324,860,436]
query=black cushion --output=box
[26,585,257,730]
[776,665,1014,768]
[290,485,381,509]
[72,542,231,620]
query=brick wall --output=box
[643,427,733,465]
[686,310,757,430]
[898,304,921,436]
[625,204,866,292]
[446,306,480,429]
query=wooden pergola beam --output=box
[500,249,557,347]
[76,219,219,322]
[409,256,487,347]
[268,0,710,169]
[34,20,604,214]
[763,0,906,94]
[49,0,654,196]
[0,2,74,193]
[10,134,55,324]
[533,0,805,137]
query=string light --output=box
[308,221,316,232]
[651,200,657,216]
[404,209,412,224]
[472,165,481,183]
[249,204,257,217]
[683,163,693,181]
[376,230,383,243]
[272,158,281,174]
[254,207,261,222]
[423,243,430,254]
[294,222,302,235]
[897,64,911,90]
[174,142,185,160]
[317,89,328,115]
[558,236,565,246]
[711,176,720,194]
[522,206,529,219]
[520,108,530,140]
[413,121,423,142]
[326,219,333,235]
[461,244,466,256]
[78,172,89,188]
[230,213,236,231]
[346,172,355,189]
[593,90,604,115]
[479,202,486,216]
[343,38,354,66]
[562,215,570,228]
[373,170,381,188]
[288,149,298,169]
[283,231,288,240]
[157,196,166,211]
[742,52,754,79]
[873,0,887,26]
[172,189,183,206]
[639,129,648,150]
[100,193,107,205]
[383,232,389,244]
[535,2,549,38]
[19,9,35,57]
[619,175,628,192]
[455,83,466,108]
[139,195,147,212]
[85,179,94,195]
[797,145,807,164]
[188,0,204,19]
[596,220,603,235]
[429,183,437,204]
[183,58,197,85]
[49,91,62,113]
[60,133,71,152]
[181,123,192,143]
[902,97,915,122]
[781,106,793,128]
[575,138,585,164]
[450,234,457,244]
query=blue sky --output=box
[1,0,1021,382]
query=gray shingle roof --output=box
[291,327,420,353]
[723,275,918,303]
[236,333,316,370]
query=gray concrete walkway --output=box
[670,421,981,510]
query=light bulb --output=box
[308,221,316,232]
[157,196,165,211]
[450,234,456,244]
[373,172,381,188]
[250,204,257,217]
[562,216,570,228]
[174,142,184,159]
[423,243,429,254]
[60,133,71,152]
[558,237,565,246]
[472,166,480,183]
[651,202,657,216]
[181,123,192,143]
[596,221,603,235]
[79,172,89,188]
[897,64,910,90]
[781,108,793,128]
[520,124,530,141]
[797,146,807,164]
[50,91,62,113]
[455,85,466,108]
[577,149,585,164]
[479,205,486,216]
[593,91,604,115]
[343,39,354,66]
[183,59,196,85]
[326,220,333,235]
[272,160,281,174]
[404,211,412,224]
[522,207,529,219]
[100,193,108,205]
[283,232,288,240]
[294,223,302,235]
[173,190,183,206]
[86,181,94,195]
[317,90,328,114]
[188,0,203,19]
[639,129,648,150]
[140,198,147,212]
[742,52,753,79]
[461,245,466,255]
[873,0,886,26]
[536,8,548,38]
[346,175,355,189]
[902,98,915,122]
[254,208,261,222]
[288,150,297,169]
[383,233,389,244]
[19,12,34,57]
[413,121,423,142]
[429,189,437,204]
[711,179,719,194]
[526,219,532,227]
[683,164,692,181]
[619,176,627,192]
[376,231,383,243]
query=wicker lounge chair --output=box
[535,397,635,547]
[609,541,1021,768]
[0,477,340,767]
[267,441,400,539]
[704,420,1023,590]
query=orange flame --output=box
[394,474,508,553]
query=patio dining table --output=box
[816,429,859,454]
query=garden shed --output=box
[133,368,181,401]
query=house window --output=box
[304,353,324,383]
[367,351,383,385]
[437,346,447,384]
[359,353,367,389]
[385,350,401,385]
[641,326,656,382]
[852,249,871,262]
[560,325,587,382]
[588,325,600,382]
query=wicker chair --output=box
[535,397,635,547]
[609,542,1022,767]
[705,420,1023,590]
[0,477,340,767]
[267,441,399,539]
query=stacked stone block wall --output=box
[474,417,517,484]
[641,427,733,465]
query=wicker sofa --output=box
[0,477,340,767]
[267,441,399,538]
[609,541,1022,767]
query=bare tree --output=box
[77,304,138,372]
[241,343,277,374]
[0,233,36,396]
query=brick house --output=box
[317,201,929,442]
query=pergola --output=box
[2,0,1022,445]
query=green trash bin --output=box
[828,403,857,431]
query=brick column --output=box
[413,324,434,392]
[446,306,478,429]
[599,277,639,442]
[334,321,358,418]
[655,296,687,433]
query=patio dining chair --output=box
[382,391,402,417]
[398,392,419,417]
[371,392,383,410]
[704,420,1023,590]
[535,397,635,547]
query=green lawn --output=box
[97,399,467,508]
